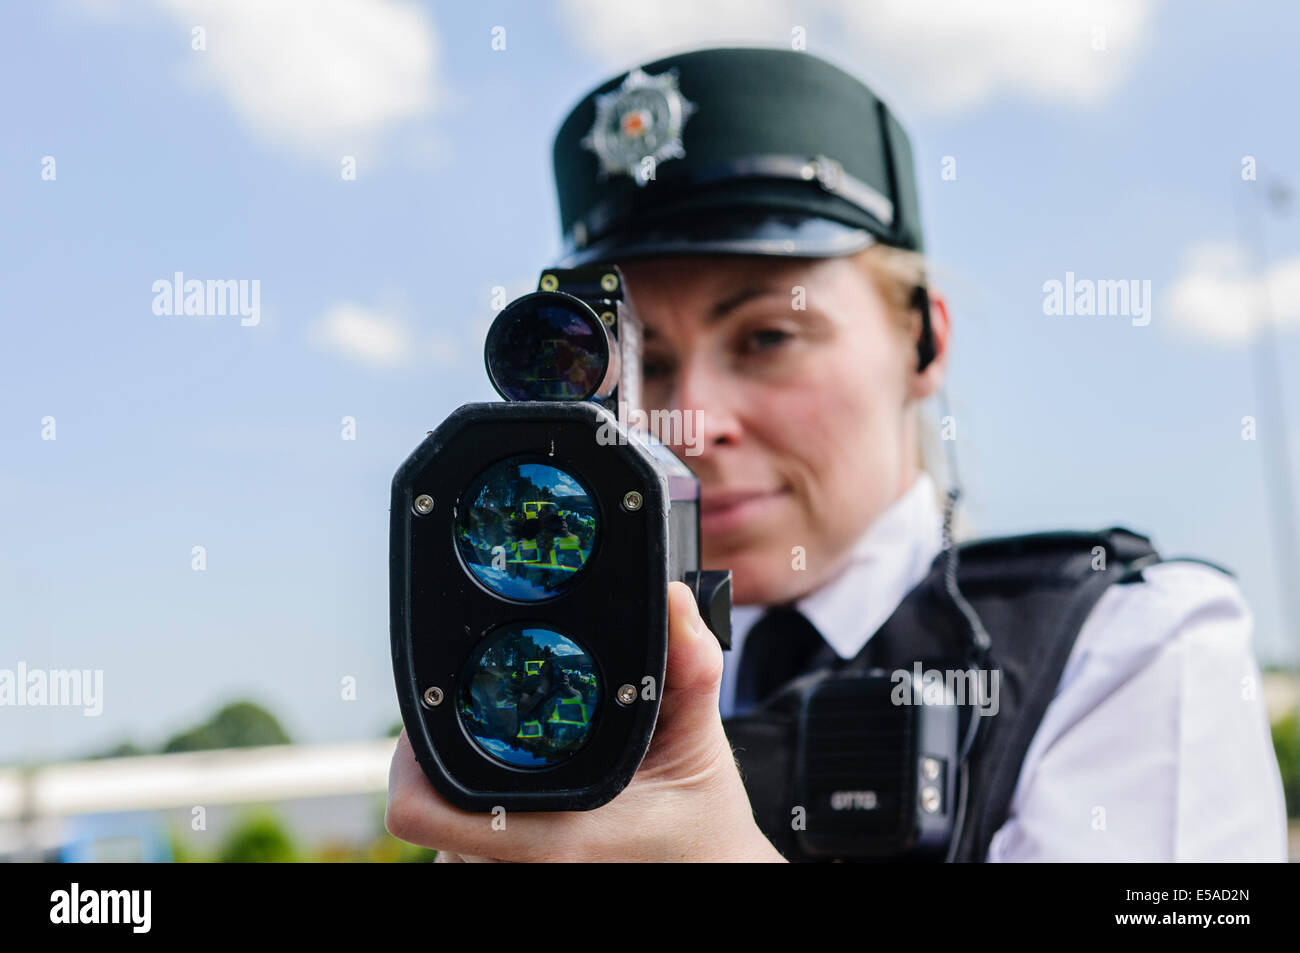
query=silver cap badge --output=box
[582,68,696,187]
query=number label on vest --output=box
[830,790,879,811]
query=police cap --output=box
[552,47,924,267]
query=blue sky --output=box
[2,0,1298,763]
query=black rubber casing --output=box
[390,401,670,811]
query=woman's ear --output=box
[910,288,950,400]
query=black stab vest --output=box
[723,526,1192,862]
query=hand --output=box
[385,581,786,862]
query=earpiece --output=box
[912,285,936,373]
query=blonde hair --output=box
[852,243,941,481]
[854,243,929,337]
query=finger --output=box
[647,581,727,758]
[434,851,500,863]
[387,729,590,860]
[386,731,482,849]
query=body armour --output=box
[722,527,1208,862]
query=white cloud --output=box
[557,0,1156,116]
[1164,241,1300,343]
[152,0,440,158]
[312,302,482,369]
[311,301,412,367]
[557,0,797,71]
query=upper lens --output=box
[458,623,599,769]
[455,457,598,601]
[485,293,610,401]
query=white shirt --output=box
[719,472,1288,862]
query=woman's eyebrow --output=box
[707,285,790,322]
[640,284,796,340]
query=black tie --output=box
[734,607,832,710]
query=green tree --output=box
[217,812,299,863]
[163,701,291,753]
[1272,708,1300,818]
[86,740,147,759]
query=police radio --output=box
[389,265,731,812]
[801,670,962,858]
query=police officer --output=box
[386,47,1287,862]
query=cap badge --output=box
[583,67,696,187]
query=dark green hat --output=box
[552,47,924,267]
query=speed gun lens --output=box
[484,292,617,402]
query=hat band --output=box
[556,211,878,267]
[569,154,896,250]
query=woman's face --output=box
[619,253,945,606]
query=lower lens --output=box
[458,624,599,769]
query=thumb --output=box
[646,581,727,760]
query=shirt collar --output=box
[792,471,944,659]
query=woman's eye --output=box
[744,327,794,353]
[642,357,674,381]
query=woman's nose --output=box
[669,358,744,451]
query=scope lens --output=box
[455,458,598,601]
[486,293,609,401]
[459,624,599,769]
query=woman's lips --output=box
[699,487,789,536]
